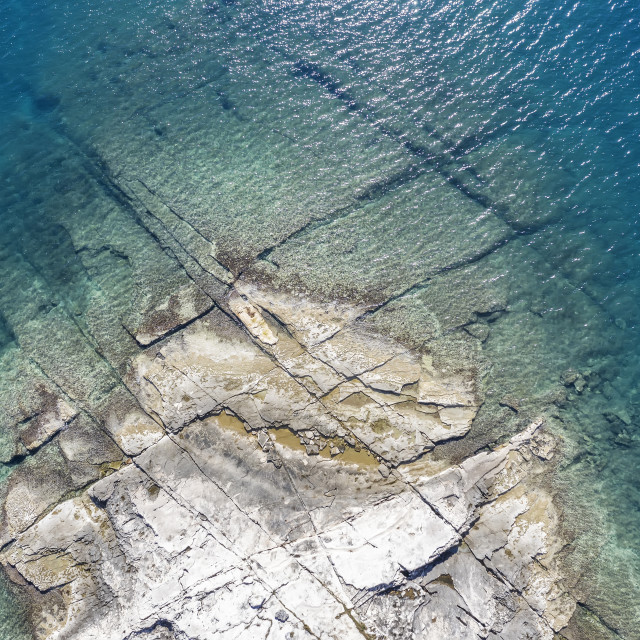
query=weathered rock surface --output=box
[127,287,478,466]
[1,287,574,640]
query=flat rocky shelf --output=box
[1,284,572,640]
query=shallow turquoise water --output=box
[0,0,638,635]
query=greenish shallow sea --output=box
[0,0,638,636]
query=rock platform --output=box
[1,285,573,640]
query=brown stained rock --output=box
[307,325,406,378]
[260,323,345,395]
[103,405,164,457]
[228,290,278,346]
[437,406,477,432]
[417,367,477,407]
[124,291,480,466]
[235,279,369,347]
[358,352,422,393]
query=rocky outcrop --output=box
[1,286,573,640]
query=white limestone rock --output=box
[318,491,459,590]
[228,290,278,346]
[1,412,568,640]
[234,280,368,347]
[407,419,543,531]
[0,285,575,640]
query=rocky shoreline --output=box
[0,1,637,634]
[1,284,575,639]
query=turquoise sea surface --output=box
[0,0,639,637]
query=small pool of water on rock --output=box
[267,426,381,468]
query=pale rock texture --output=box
[0,287,574,640]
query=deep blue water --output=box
[0,0,639,636]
